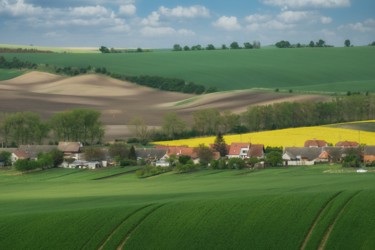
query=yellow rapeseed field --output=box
[154,122,375,148]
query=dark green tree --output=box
[265,151,283,167]
[345,39,351,47]
[206,44,216,50]
[109,143,128,160]
[99,46,110,53]
[194,144,213,166]
[213,132,228,157]
[128,145,137,160]
[230,41,240,49]
[84,147,105,161]
[0,151,11,166]
[244,42,253,49]
[173,44,182,51]
[228,157,246,169]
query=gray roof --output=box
[135,148,167,160]
[364,146,375,155]
[19,145,58,158]
[284,147,323,161]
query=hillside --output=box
[0,166,374,249]
[1,46,375,92]
[0,72,328,140]
[155,121,375,148]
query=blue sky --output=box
[0,0,374,48]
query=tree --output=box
[275,40,291,48]
[99,46,110,53]
[221,44,228,50]
[230,41,240,49]
[128,145,137,161]
[213,132,228,157]
[316,39,325,47]
[48,149,64,168]
[206,44,216,50]
[162,112,186,139]
[243,42,253,49]
[344,39,351,47]
[84,147,105,161]
[228,157,246,169]
[109,143,128,160]
[0,151,11,166]
[183,45,190,51]
[173,44,182,51]
[130,117,151,144]
[253,41,261,49]
[265,151,283,167]
[221,110,241,133]
[194,144,213,166]
[309,41,315,47]
[193,108,221,135]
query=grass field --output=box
[0,44,99,53]
[0,69,25,80]
[0,165,374,249]
[155,120,375,148]
[1,46,374,92]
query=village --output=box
[1,139,375,171]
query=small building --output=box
[364,146,375,163]
[227,143,265,159]
[11,149,30,164]
[58,142,83,159]
[335,141,360,148]
[283,147,323,166]
[19,145,58,160]
[136,148,168,163]
[304,139,328,148]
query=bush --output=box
[14,159,40,171]
[228,158,246,169]
[175,162,198,173]
[136,165,171,178]
[119,159,137,167]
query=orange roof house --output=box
[304,139,328,148]
[335,141,360,148]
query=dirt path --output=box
[300,191,342,250]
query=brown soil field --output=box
[0,72,330,140]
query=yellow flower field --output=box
[154,122,375,148]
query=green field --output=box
[1,46,375,92]
[0,165,374,249]
[0,69,25,80]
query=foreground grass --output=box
[0,165,374,249]
[155,120,375,147]
[0,69,25,80]
[1,47,374,92]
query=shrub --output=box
[228,158,246,170]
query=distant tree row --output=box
[173,41,261,51]
[0,56,37,69]
[0,109,104,147]
[275,39,333,48]
[0,48,53,53]
[99,46,151,53]
[137,95,375,142]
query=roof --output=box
[19,145,58,158]
[248,144,265,158]
[284,147,323,161]
[135,148,167,160]
[58,142,82,153]
[167,146,198,159]
[335,141,360,147]
[228,143,250,155]
[364,146,375,155]
[304,139,328,148]
[13,149,29,159]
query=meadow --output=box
[0,69,25,80]
[0,165,374,249]
[155,121,375,147]
[1,46,375,93]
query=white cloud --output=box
[321,16,332,24]
[141,11,161,26]
[278,11,310,23]
[245,14,271,23]
[262,0,351,8]
[158,5,210,18]
[213,16,241,31]
[70,5,110,17]
[339,19,375,33]
[264,20,295,30]
[119,4,136,16]
[140,26,195,37]
[0,0,43,16]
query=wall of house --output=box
[364,155,375,162]
[286,160,315,166]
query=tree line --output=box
[0,109,104,147]
[275,39,334,48]
[131,95,375,142]
[0,56,214,95]
[173,41,261,51]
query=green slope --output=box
[0,166,374,249]
[1,47,374,92]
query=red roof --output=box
[304,139,328,148]
[335,141,359,147]
[248,144,265,158]
[166,146,198,159]
[228,143,250,155]
[13,149,29,159]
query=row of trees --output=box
[130,95,375,142]
[0,56,37,70]
[99,46,151,53]
[0,109,104,147]
[13,149,64,171]
[173,41,261,51]
[275,39,333,48]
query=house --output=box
[135,148,168,163]
[335,141,360,148]
[227,143,264,159]
[156,145,220,164]
[67,160,101,169]
[58,142,83,159]
[304,139,328,148]
[283,147,323,166]
[19,145,58,160]
[11,149,30,164]
[364,146,375,163]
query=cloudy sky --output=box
[0,0,374,48]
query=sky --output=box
[0,0,374,48]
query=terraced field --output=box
[0,166,374,249]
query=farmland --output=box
[0,165,374,249]
[0,69,25,81]
[155,121,375,148]
[1,46,375,93]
